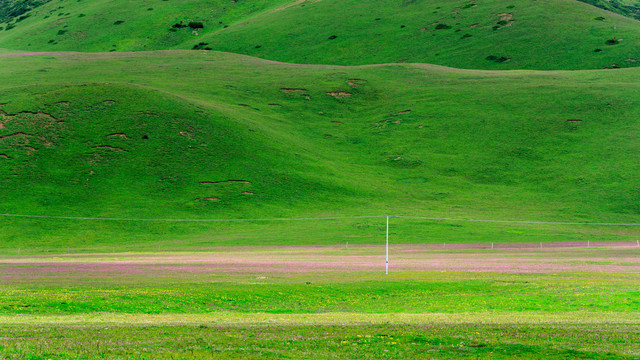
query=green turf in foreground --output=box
[0,314,638,359]
[0,248,639,359]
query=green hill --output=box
[1,0,640,70]
[0,51,639,249]
[579,0,640,21]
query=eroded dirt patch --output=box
[327,91,352,98]
[107,133,129,139]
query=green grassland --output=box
[1,51,640,249]
[1,1,639,358]
[1,248,639,359]
[581,0,640,20]
[2,0,640,70]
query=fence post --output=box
[385,215,389,275]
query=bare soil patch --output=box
[280,88,308,93]
[0,132,33,140]
[91,145,128,152]
[327,91,352,98]
[106,133,129,139]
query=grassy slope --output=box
[0,51,639,248]
[0,0,291,52]
[580,0,640,21]
[200,0,640,70]
[1,0,640,70]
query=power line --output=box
[0,213,384,222]
[0,212,638,226]
[392,215,640,226]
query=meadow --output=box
[1,1,640,358]
[1,51,640,248]
[0,246,639,359]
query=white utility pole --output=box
[386,215,389,275]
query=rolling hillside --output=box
[1,0,640,69]
[1,51,639,248]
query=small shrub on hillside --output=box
[172,22,186,28]
[486,55,510,63]
[605,38,619,45]
[461,33,472,39]
[188,21,203,29]
[57,29,67,35]
[16,14,30,22]
[328,35,337,39]
[5,23,15,31]
[594,16,605,21]
[506,5,515,9]
[497,20,508,26]
[78,13,85,17]
[435,23,451,29]
[192,42,211,50]
[594,48,602,52]
[0,26,3,31]
[113,20,124,25]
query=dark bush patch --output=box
[113,20,124,25]
[594,48,602,52]
[400,25,405,28]
[16,14,29,22]
[461,33,472,39]
[255,45,261,48]
[594,16,605,21]
[605,38,619,45]
[497,20,508,25]
[78,13,85,17]
[5,23,15,31]
[492,25,501,30]
[192,42,210,50]
[506,4,515,9]
[486,55,511,63]
[462,3,475,9]
[435,23,451,29]
[172,22,186,28]
[188,21,203,29]
[147,8,153,10]
[57,29,67,35]
[48,39,55,43]
[328,35,338,39]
